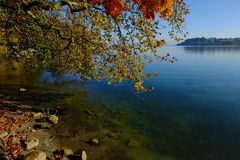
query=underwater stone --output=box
[81,150,87,160]
[25,151,46,160]
[26,138,39,150]
[49,115,59,124]
[40,122,51,129]
[63,148,73,156]
[91,138,99,145]
[34,112,44,120]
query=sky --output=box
[167,0,240,44]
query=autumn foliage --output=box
[90,0,177,19]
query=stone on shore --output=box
[34,113,44,120]
[49,115,59,124]
[26,138,39,150]
[25,151,46,160]
[81,150,87,160]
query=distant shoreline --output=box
[176,45,240,47]
[177,37,240,46]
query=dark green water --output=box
[1,46,240,160]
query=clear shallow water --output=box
[1,46,240,160]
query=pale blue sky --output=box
[168,0,240,44]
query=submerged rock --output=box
[49,115,59,124]
[81,150,87,160]
[26,138,39,150]
[34,113,44,120]
[40,122,51,129]
[90,138,99,145]
[25,151,46,160]
[63,148,73,156]
[19,88,27,92]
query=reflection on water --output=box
[182,46,240,54]
[1,46,240,160]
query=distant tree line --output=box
[178,37,240,46]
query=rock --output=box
[40,122,51,129]
[26,138,39,150]
[25,151,46,160]
[0,131,8,139]
[34,112,44,120]
[48,115,59,124]
[63,148,73,156]
[91,138,99,145]
[107,133,119,139]
[19,88,27,92]
[81,150,87,160]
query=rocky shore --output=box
[0,98,88,160]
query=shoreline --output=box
[0,97,87,160]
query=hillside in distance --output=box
[178,37,240,46]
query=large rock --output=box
[25,151,46,160]
[26,138,39,150]
[48,115,59,124]
[81,150,87,160]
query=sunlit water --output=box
[1,46,240,160]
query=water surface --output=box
[1,46,240,160]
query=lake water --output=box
[1,46,240,160]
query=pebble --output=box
[34,112,44,120]
[63,148,73,156]
[91,138,99,145]
[81,150,87,160]
[26,138,39,150]
[19,88,27,92]
[25,151,46,160]
[40,122,51,129]
[49,115,59,124]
